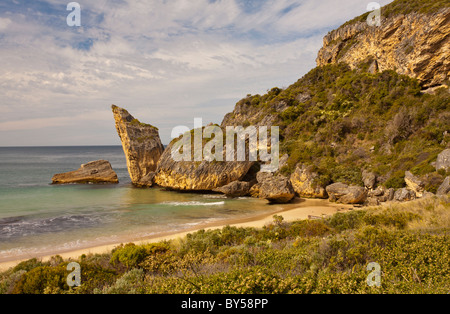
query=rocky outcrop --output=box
[404,171,425,197]
[221,96,281,128]
[326,183,367,204]
[394,188,416,202]
[316,8,450,88]
[362,170,377,190]
[290,164,328,199]
[213,181,252,197]
[437,177,450,195]
[258,175,295,204]
[112,105,165,187]
[154,139,255,191]
[52,160,118,184]
[435,149,450,171]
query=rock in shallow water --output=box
[52,160,119,184]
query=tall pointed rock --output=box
[112,105,164,187]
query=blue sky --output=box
[0,0,393,146]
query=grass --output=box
[1,196,448,294]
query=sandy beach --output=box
[0,198,355,272]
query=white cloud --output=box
[0,17,11,31]
[0,0,394,145]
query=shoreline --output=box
[0,198,354,272]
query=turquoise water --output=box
[0,146,289,261]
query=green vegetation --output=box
[243,61,449,188]
[341,0,449,28]
[1,196,448,294]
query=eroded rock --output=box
[52,160,118,184]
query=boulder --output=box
[154,139,255,191]
[437,177,450,195]
[214,181,251,197]
[404,171,425,197]
[112,105,165,186]
[326,183,367,204]
[394,188,416,202]
[385,188,396,201]
[435,149,450,171]
[52,160,119,184]
[290,164,328,199]
[256,171,274,184]
[258,175,295,204]
[362,170,377,190]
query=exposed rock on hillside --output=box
[290,164,328,199]
[404,171,425,197]
[52,160,118,184]
[437,177,450,195]
[112,105,165,187]
[316,8,450,88]
[435,149,450,171]
[326,183,367,204]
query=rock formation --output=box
[326,183,367,204]
[437,177,450,195]
[154,139,255,191]
[435,149,450,171]
[404,171,425,198]
[316,8,450,88]
[290,164,328,199]
[213,181,252,197]
[258,175,295,204]
[112,105,165,187]
[52,160,118,184]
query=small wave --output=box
[162,201,225,207]
[0,213,106,239]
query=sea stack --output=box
[112,105,165,187]
[52,160,119,184]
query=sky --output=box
[0,0,393,146]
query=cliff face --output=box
[316,8,450,88]
[112,105,165,187]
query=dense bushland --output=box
[1,196,448,294]
[241,61,449,188]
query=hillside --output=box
[316,1,449,88]
[221,0,450,198]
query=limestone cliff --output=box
[112,105,165,187]
[316,7,449,88]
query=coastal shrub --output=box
[326,210,367,232]
[288,219,332,238]
[3,196,450,294]
[12,258,48,273]
[11,264,68,294]
[100,268,145,294]
[0,270,26,294]
[110,242,170,270]
[110,244,148,270]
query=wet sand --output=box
[0,198,355,272]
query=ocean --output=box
[0,146,291,262]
